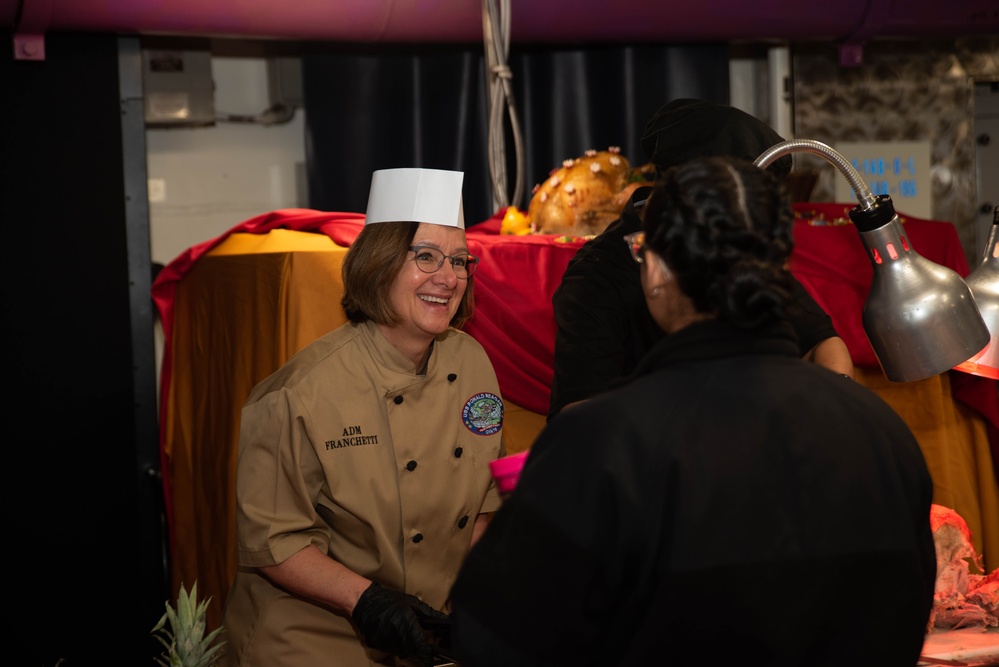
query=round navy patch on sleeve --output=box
[462,392,504,436]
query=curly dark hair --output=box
[341,221,475,329]
[641,156,794,330]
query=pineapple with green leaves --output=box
[151,581,226,667]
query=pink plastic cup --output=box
[489,450,528,495]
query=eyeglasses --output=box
[409,246,479,278]
[623,231,646,264]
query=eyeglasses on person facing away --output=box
[624,231,647,264]
[625,230,673,280]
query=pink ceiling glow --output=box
[4,0,997,52]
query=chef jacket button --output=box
[447,373,457,382]
[406,460,417,471]
[412,533,424,543]
[458,515,469,529]
[453,447,463,458]
[393,395,403,405]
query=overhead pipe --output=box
[6,0,999,60]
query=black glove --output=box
[351,581,449,666]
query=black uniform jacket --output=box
[450,318,936,667]
[548,187,840,419]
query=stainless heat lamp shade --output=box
[954,208,999,380]
[754,139,990,383]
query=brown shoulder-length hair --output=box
[340,221,475,329]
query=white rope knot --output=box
[491,64,512,79]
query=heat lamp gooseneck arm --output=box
[754,138,879,212]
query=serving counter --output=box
[152,203,999,633]
[920,627,999,665]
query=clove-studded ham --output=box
[527,148,650,237]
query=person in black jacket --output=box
[548,98,854,420]
[449,156,936,667]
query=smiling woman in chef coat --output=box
[221,168,505,667]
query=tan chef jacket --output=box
[222,320,505,666]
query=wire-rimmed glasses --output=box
[623,231,646,264]
[409,246,479,278]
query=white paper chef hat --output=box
[364,168,466,229]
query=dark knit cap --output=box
[640,98,792,178]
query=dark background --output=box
[2,32,166,664]
[302,42,729,225]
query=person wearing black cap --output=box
[449,156,935,667]
[547,98,854,420]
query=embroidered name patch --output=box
[462,392,503,436]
